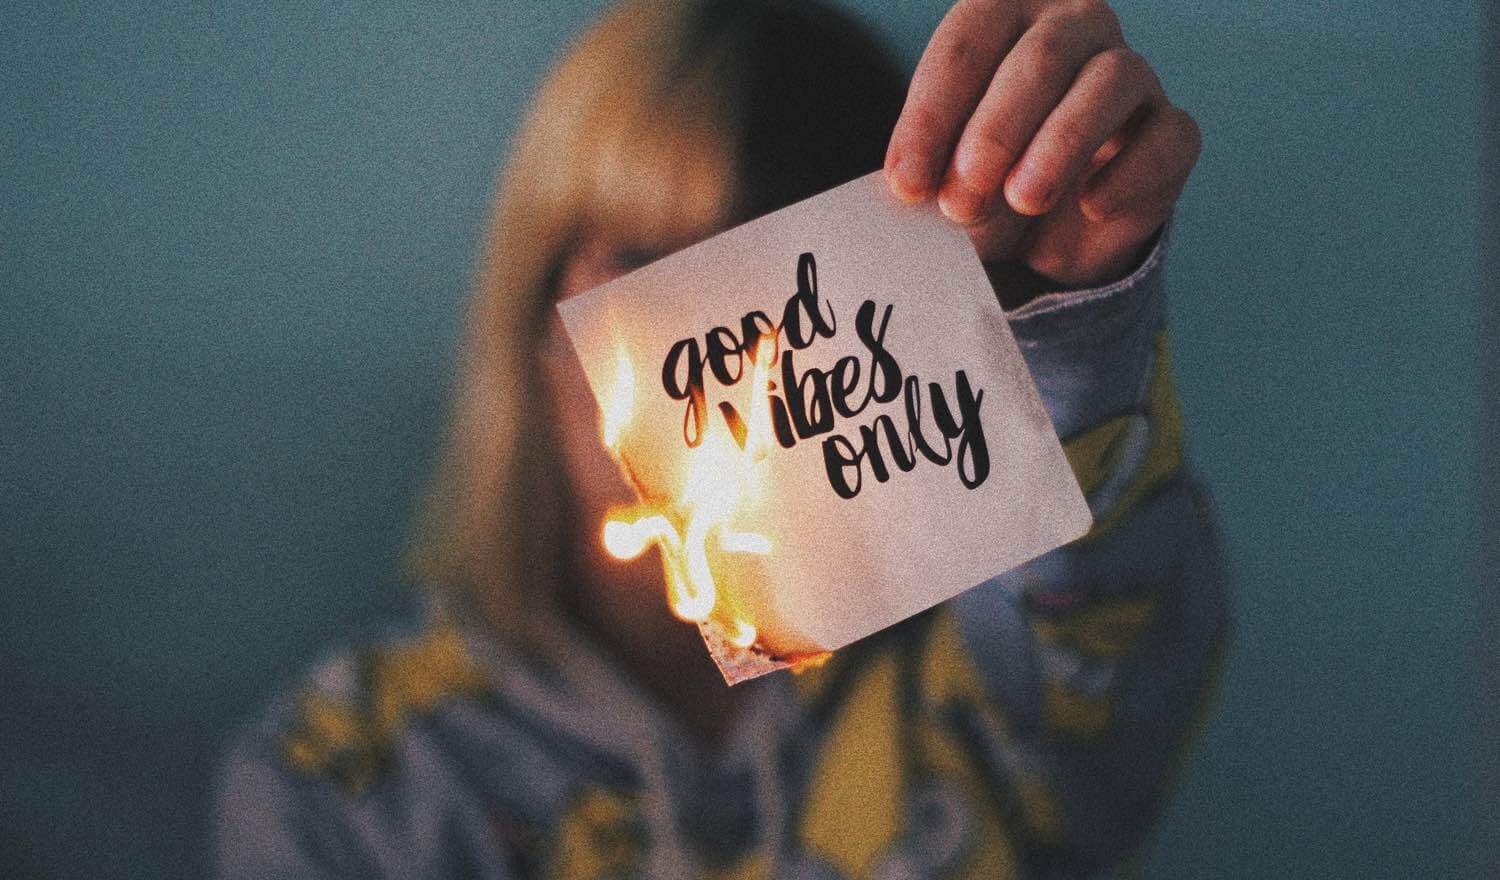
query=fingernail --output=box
[891,153,933,203]
[951,142,982,187]
[938,179,984,224]
[1006,173,1053,216]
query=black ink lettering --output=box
[856,300,902,404]
[704,326,743,386]
[905,374,950,465]
[769,381,797,448]
[821,435,862,499]
[662,337,706,447]
[740,310,778,363]
[782,253,837,349]
[655,252,991,498]
[830,354,863,419]
[952,371,988,488]
[781,349,834,438]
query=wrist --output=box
[982,260,1061,311]
[985,224,1166,309]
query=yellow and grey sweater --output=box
[216,232,1229,879]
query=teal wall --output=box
[1,1,1481,876]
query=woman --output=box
[218,1,1228,877]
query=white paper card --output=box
[557,171,1091,682]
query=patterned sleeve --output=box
[215,712,374,879]
[214,638,524,880]
[937,225,1232,875]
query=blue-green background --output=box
[1,1,1481,876]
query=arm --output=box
[943,228,1231,872]
[879,5,1223,867]
[215,658,526,880]
[216,717,374,880]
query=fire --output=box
[600,338,777,651]
[601,344,634,450]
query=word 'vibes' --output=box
[658,252,989,500]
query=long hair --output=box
[408,0,906,651]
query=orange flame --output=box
[601,344,634,450]
[600,338,777,651]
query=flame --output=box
[600,338,777,652]
[601,344,634,451]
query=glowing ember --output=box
[600,338,777,651]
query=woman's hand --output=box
[884,0,1200,292]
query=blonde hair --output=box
[409,0,905,650]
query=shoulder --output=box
[214,617,506,876]
[246,617,494,796]
[274,618,493,794]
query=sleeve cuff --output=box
[1004,220,1170,351]
[1002,221,1172,440]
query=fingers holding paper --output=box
[884,0,1201,288]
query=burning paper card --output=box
[557,171,1092,684]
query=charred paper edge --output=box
[698,618,831,686]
